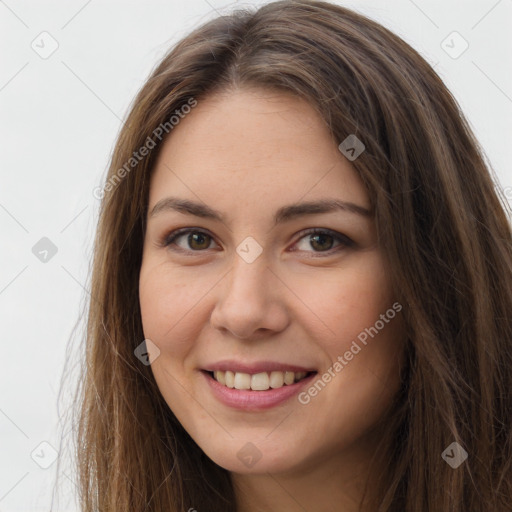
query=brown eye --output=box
[163,229,218,251]
[293,228,354,255]
[187,232,212,250]
[309,233,335,251]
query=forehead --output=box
[148,88,370,214]
[157,88,331,167]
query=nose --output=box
[210,255,290,340]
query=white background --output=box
[1,0,511,510]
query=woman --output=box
[71,1,512,510]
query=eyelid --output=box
[160,227,354,255]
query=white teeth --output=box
[225,370,235,388]
[251,372,269,390]
[213,370,225,385]
[211,370,310,390]
[284,371,295,385]
[269,371,284,388]
[234,372,251,390]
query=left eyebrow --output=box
[148,197,372,223]
[273,199,372,224]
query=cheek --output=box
[138,262,210,356]
[138,262,210,417]
[293,253,397,346]
[292,252,404,415]
[290,258,403,450]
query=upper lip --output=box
[202,360,317,374]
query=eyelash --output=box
[160,227,354,256]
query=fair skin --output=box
[139,88,404,511]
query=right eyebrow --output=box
[149,197,224,221]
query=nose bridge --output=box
[224,251,272,305]
[210,250,288,338]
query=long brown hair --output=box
[64,1,512,510]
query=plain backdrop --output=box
[1,0,511,510]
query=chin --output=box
[199,439,308,475]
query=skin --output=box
[139,88,405,511]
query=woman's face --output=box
[139,88,404,476]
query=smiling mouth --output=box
[204,370,316,391]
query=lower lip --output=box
[201,371,317,410]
